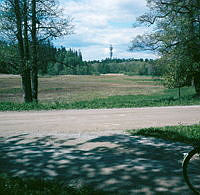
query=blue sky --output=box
[55,0,157,61]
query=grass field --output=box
[0,74,199,111]
[128,124,200,145]
[0,74,163,103]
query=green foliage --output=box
[0,38,165,77]
[38,40,57,75]
[46,47,90,76]
[0,41,20,74]
[0,87,199,111]
[0,174,106,195]
[0,41,90,76]
[128,125,200,145]
[89,58,164,76]
[130,0,200,95]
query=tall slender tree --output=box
[31,0,38,102]
[14,0,32,102]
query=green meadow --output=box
[0,74,199,111]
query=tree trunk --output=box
[23,0,30,60]
[31,0,38,102]
[178,87,181,99]
[194,72,200,97]
[14,0,32,103]
[31,68,38,101]
[22,68,33,102]
[187,6,200,97]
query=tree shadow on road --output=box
[0,133,193,194]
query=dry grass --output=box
[0,74,163,103]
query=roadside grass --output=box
[0,90,199,111]
[0,174,107,195]
[0,74,199,111]
[0,87,199,111]
[127,124,200,145]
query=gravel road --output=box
[0,105,200,194]
[0,105,200,136]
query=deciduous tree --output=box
[130,0,200,96]
[0,0,73,102]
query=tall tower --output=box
[109,44,113,59]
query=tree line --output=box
[47,47,90,76]
[88,58,165,76]
[0,40,164,77]
[0,41,89,75]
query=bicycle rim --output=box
[183,148,200,194]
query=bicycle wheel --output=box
[183,147,200,194]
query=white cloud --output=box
[55,0,155,60]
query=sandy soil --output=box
[0,105,199,136]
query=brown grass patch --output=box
[0,74,163,103]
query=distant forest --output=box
[0,40,165,77]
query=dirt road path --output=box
[0,106,200,194]
[0,105,200,135]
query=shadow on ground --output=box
[0,133,193,194]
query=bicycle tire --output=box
[183,147,200,194]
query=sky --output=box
[55,0,157,61]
